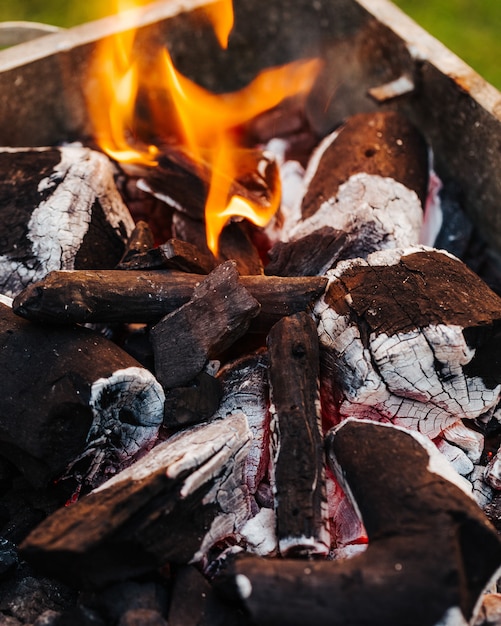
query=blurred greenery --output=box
[393,0,501,89]
[0,0,500,88]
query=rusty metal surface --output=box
[1,0,501,254]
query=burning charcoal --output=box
[0,146,135,298]
[267,312,329,557]
[325,468,367,558]
[151,261,260,389]
[313,246,501,439]
[139,147,279,224]
[118,238,216,274]
[221,419,501,626]
[12,269,327,330]
[0,301,164,488]
[117,220,155,266]
[172,212,264,276]
[276,111,428,273]
[215,350,270,496]
[20,413,252,589]
[163,371,223,428]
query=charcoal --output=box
[0,538,18,579]
[13,269,327,330]
[267,312,329,557]
[117,220,155,266]
[215,350,270,495]
[172,211,264,276]
[168,565,250,626]
[314,246,501,440]
[0,563,76,624]
[118,238,216,274]
[277,111,428,271]
[140,148,279,225]
[163,372,223,428]
[20,414,252,589]
[0,301,164,489]
[0,146,134,298]
[266,226,350,276]
[151,261,260,389]
[82,579,168,625]
[220,419,501,626]
[300,110,429,220]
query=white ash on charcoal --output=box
[267,312,330,557]
[213,350,277,557]
[265,111,429,276]
[150,261,260,390]
[219,419,501,626]
[215,349,270,498]
[313,246,501,446]
[0,301,164,490]
[433,420,486,481]
[19,413,252,589]
[12,269,327,332]
[0,146,135,298]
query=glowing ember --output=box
[86,0,321,255]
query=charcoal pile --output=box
[1,104,501,626]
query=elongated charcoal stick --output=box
[267,312,330,556]
[12,270,327,329]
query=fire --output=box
[86,0,321,255]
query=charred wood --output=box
[139,147,278,224]
[151,261,260,389]
[0,302,164,489]
[0,146,134,298]
[219,419,501,626]
[267,312,329,556]
[20,414,252,589]
[172,212,264,276]
[215,350,270,496]
[301,110,429,220]
[266,226,350,276]
[168,565,251,626]
[12,269,327,330]
[314,246,501,438]
[163,371,223,429]
[117,220,155,266]
[280,111,428,262]
[118,238,216,274]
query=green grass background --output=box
[1,0,500,88]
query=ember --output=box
[2,0,501,625]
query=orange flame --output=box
[87,0,321,255]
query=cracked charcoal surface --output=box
[315,247,501,439]
[0,147,134,297]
